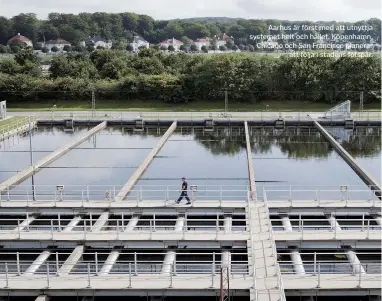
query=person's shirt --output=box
[182,181,188,191]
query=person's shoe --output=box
[186,202,191,205]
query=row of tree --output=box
[0,41,252,54]
[0,48,380,104]
[0,13,380,46]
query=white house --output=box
[80,36,112,49]
[130,36,150,52]
[44,39,71,51]
[194,38,211,51]
[216,33,234,47]
[158,38,184,51]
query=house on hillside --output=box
[7,33,33,47]
[130,36,150,52]
[80,36,112,49]
[44,39,71,51]
[194,38,211,50]
[158,38,184,51]
[216,33,234,47]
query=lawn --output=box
[7,99,381,112]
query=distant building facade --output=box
[194,38,211,50]
[216,33,234,47]
[130,36,150,52]
[158,38,184,51]
[44,39,71,51]
[80,36,112,49]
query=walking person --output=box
[176,177,191,205]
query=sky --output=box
[0,0,380,21]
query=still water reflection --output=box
[3,126,377,201]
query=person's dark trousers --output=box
[176,191,190,203]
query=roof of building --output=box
[7,33,32,44]
[195,38,211,43]
[218,33,234,40]
[158,38,184,45]
[45,39,71,45]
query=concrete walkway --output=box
[115,121,177,201]
[314,121,381,195]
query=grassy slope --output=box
[7,100,381,112]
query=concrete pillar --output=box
[35,295,50,301]
[374,215,381,226]
[224,215,232,232]
[222,250,231,268]
[161,250,176,275]
[91,211,109,232]
[281,216,293,231]
[13,215,35,232]
[124,216,139,231]
[290,249,305,275]
[63,216,82,232]
[58,245,84,275]
[98,250,120,275]
[327,215,342,232]
[24,251,50,275]
[345,250,366,274]
[174,216,185,231]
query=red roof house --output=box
[7,33,33,47]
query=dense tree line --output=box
[0,48,380,104]
[0,13,380,47]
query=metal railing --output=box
[262,185,380,202]
[0,261,250,289]
[0,117,38,140]
[279,261,381,275]
[263,189,287,301]
[0,184,249,202]
[0,217,248,234]
[271,218,381,232]
[28,110,382,121]
[1,184,381,203]
[0,251,250,275]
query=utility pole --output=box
[359,91,364,113]
[91,89,96,118]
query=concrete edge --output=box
[0,121,107,193]
[314,121,381,195]
[115,121,177,201]
[244,121,257,200]
[0,121,36,142]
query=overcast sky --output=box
[0,0,380,21]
